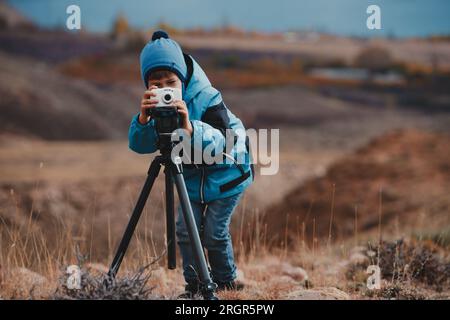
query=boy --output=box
[128,31,253,298]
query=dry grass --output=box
[0,180,342,300]
[1,133,449,300]
[1,201,449,300]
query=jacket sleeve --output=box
[128,113,159,154]
[190,92,248,161]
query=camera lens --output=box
[163,93,173,104]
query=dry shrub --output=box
[365,282,427,300]
[53,265,158,300]
[52,251,164,300]
[374,239,450,289]
[347,239,450,291]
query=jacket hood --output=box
[183,56,215,105]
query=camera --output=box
[146,87,182,149]
[154,87,182,107]
[146,87,182,117]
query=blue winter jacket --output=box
[128,32,254,203]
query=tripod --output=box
[106,139,218,300]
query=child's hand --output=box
[173,100,193,137]
[139,85,158,125]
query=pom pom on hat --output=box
[151,30,169,41]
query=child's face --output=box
[148,71,182,90]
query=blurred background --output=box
[0,0,449,299]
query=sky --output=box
[7,0,450,38]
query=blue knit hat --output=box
[140,30,187,88]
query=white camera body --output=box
[153,87,182,107]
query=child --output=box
[128,31,254,298]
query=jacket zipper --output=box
[198,153,245,203]
[223,152,245,175]
[200,167,205,204]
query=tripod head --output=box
[148,106,181,154]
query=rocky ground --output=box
[1,237,449,300]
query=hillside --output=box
[265,129,450,247]
[0,0,33,30]
[0,51,139,140]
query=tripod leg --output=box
[107,157,162,279]
[170,163,218,300]
[165,167,176,269]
